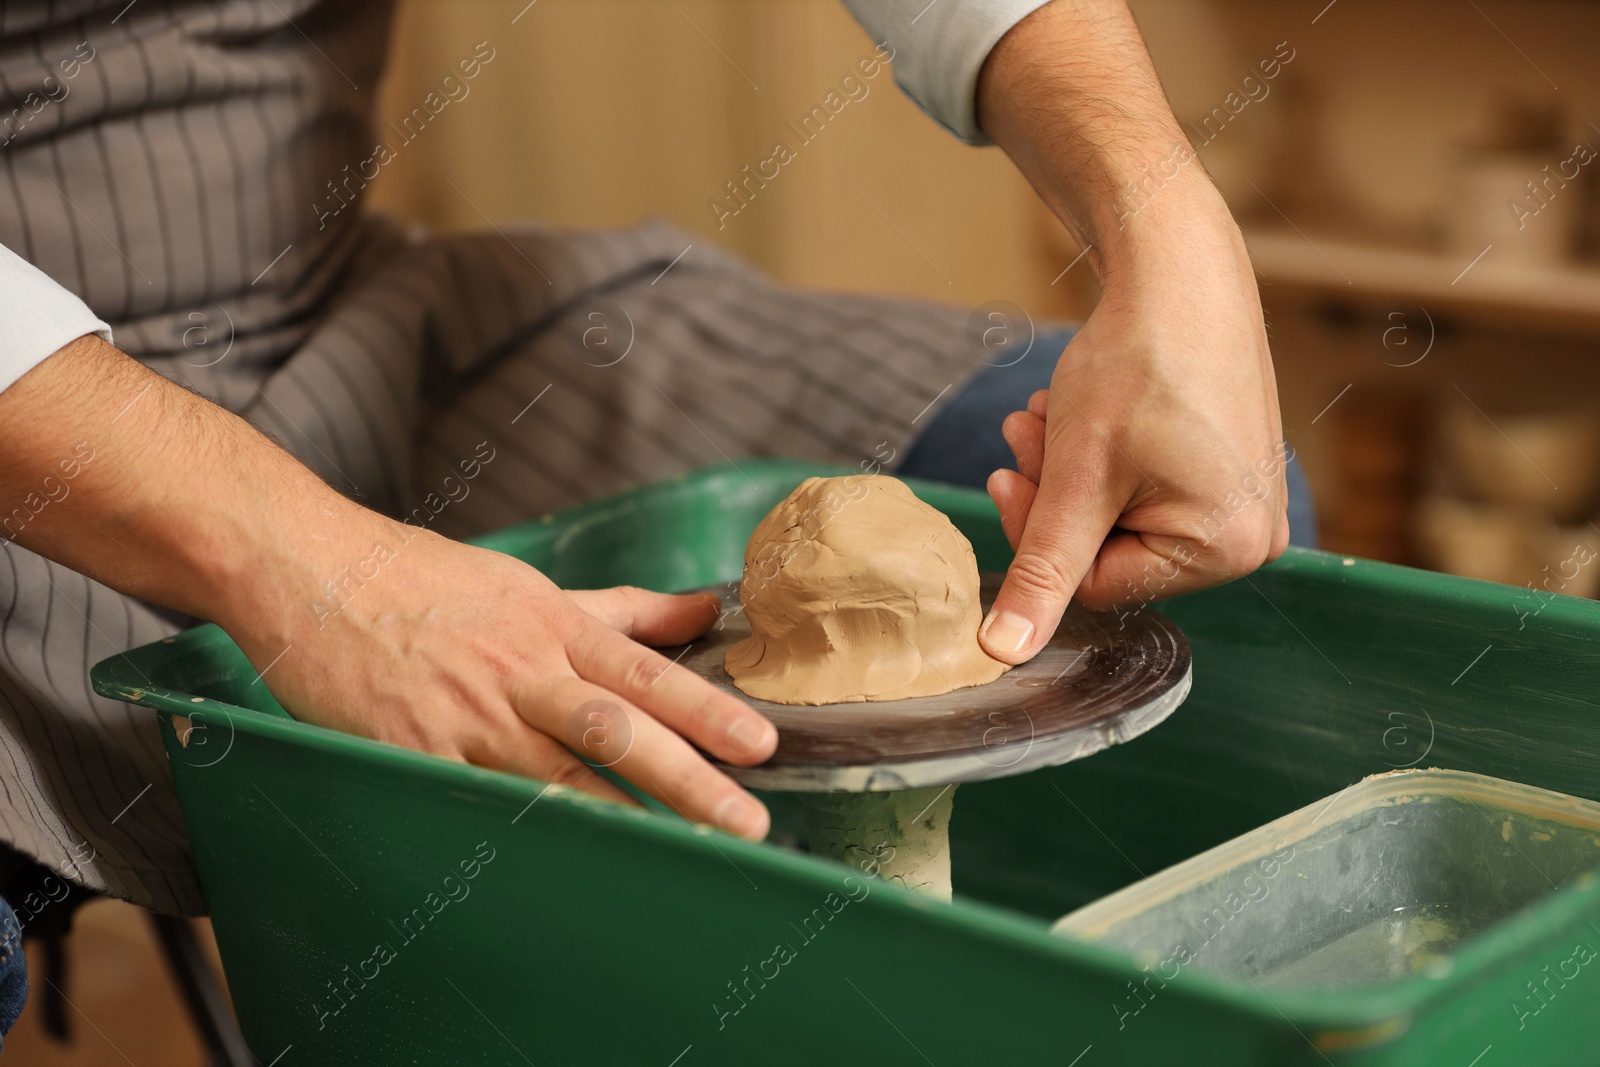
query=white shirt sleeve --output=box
[0,241,113,395]
[842,0,1054,144]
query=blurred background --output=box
[17,0,1600,1061]
[361,0,1600,591]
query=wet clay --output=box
[725,475,1009,705]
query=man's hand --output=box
[225,519,776,839]
[973,0,1288,662]
[0,336,777,838]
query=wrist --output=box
[196,476,404,647]
[1083,164,1238,268]
[1079,180,1246,304]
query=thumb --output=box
[564,587,721,647]
[979,448,1124,664]
[987,468,1038,551]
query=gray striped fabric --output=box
[1,0,988,915]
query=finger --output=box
[987,468,1038,552]
[566,624,776,766]
[523,677,769,839]
[462,722,638,807]
[565,586,721,646]
[1269,508,1290,561]
[1071,531,1197,613]
[1026,389,1049,419]
[980,436,1128,664]
[1001,409,1046,484]
[1075,516,1276,612]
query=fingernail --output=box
[724,716,769,757]
[715,794,768,839]
[981,611,1034,655]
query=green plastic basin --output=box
[93,460,1600,1065]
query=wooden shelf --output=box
[1243,226,1600,339]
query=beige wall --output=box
[367,0,1083,318]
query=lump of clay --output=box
[725,475,1008,704]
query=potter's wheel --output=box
[677,573,1191,792]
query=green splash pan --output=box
[94,460,1600,1065]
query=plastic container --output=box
[93,460,1600,1065]
[1053,769,1600,993]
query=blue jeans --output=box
[899,329,1317,547]
[0,895,24,1047]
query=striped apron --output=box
[0,0,988,913]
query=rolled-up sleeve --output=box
[842,0,1053,144]
[0,242,111,395]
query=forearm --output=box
[972,0,1285,656]
[975,0,1235,277]
[0,335,383,633]
[0,334,778,836]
